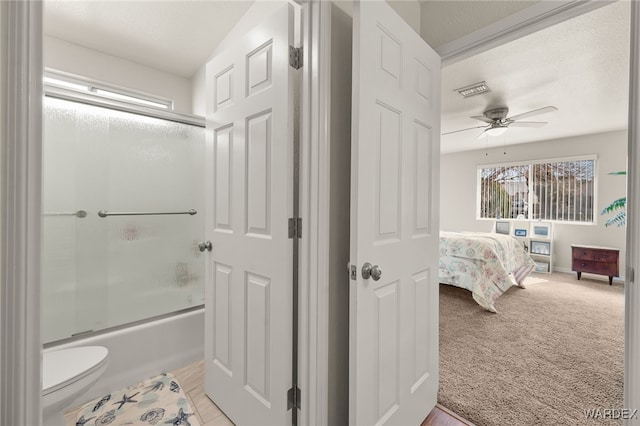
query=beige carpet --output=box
[439,272,624,426]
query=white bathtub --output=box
[44,307,204,408]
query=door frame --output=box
[297,1,332,425]
[2,1,639,424]
[0,2,44,426]
[625,1,640,420]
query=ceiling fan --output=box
[442,106,558,139]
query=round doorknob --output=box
[198,241,213,252]
[370,265,382,281]
[362,262,382,281]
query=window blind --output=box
[479,158,595,223]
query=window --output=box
[478,157,596,223]
[43,70,173,111]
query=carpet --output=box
[439,273,624,426]
[75,373,200,426]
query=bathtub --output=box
[44,307,204,407]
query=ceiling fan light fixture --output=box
[485,125,508,137]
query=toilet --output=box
[42,346,109,426]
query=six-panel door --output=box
[350,1,441,425]
[204,4,295,425]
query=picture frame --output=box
[534,261,549,273]
[495,221,510,235]
[530,240,551,255]
[531,221,552,238]
[514,228,527,237]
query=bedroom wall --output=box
[440,130,628,281]
[44,36,194,115]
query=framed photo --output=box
[531,222,552,238]
[495,221,510,235]
[514,229,527,237]
[530,240,551,255]
[534,261,549,273]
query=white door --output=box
[349,1,441,425]
[203,4,296,425]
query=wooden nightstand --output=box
[571,245,620,285]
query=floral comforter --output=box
[439,231,536,313]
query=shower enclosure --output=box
[42,96,205,344]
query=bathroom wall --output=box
[44,36,194,115]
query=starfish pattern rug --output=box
[75,373,200,426]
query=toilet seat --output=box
[43,346,109,396]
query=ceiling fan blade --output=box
[476,129,490,139]
[508,121,548,128]
[442,125,487,136]
[507,106,558,121]
[470,115,494,124]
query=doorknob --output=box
[362,262,382,281]
[198,241,213,252]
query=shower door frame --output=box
[41,88,206,345]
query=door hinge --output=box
[287,386,301,410]
[628,267,635,283]
[288,217,302,239]
[289,46,303,70]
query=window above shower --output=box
[44,69,174,110]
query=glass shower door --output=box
[42,97,205,344]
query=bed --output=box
[439,231,536,313]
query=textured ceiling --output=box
[440,0,630,153]
[44,0,254,78]
[420,0,538,49]
[44,1,631,155]
[43,0,523,80]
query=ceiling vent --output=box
[455,81,491,98]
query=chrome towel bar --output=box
[44,210,88,218]
[98,209,197,218]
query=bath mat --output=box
[75,372,200,426]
